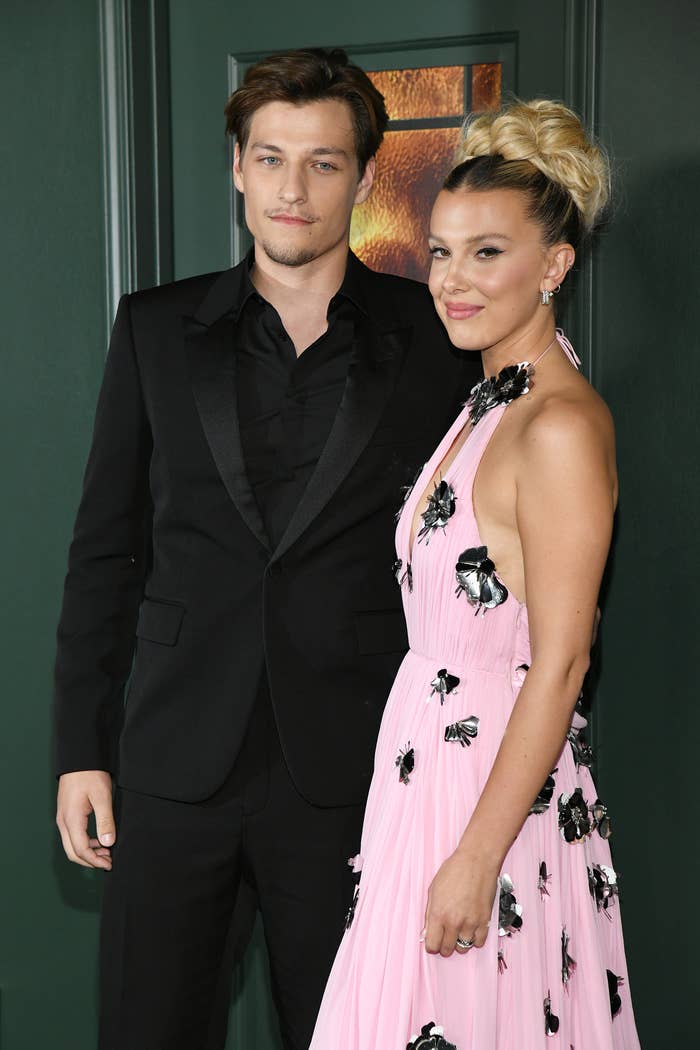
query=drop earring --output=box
[540,284,561,306]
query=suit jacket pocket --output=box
[136,598,185,646]
[354,609,408,655]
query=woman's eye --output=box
[428,246,450,259]
[476,246,503,259]
[314,161,336,172]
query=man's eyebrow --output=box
[249,142,349,158]
[428,231,513,243]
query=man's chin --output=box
[261,239,318,268]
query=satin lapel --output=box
[184,312,270,551]
[272,320,411,563]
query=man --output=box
[54,47,479,1049]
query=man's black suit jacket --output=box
[53,254,480,806]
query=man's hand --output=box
[56,770,115,870]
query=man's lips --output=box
[269,214,314,226]
[444,302,484,320]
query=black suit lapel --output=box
[273,317,411,562]
[184,308,271,551]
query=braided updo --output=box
[445,99,610,248]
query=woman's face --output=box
[428,186,555,352]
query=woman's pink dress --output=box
[309,339,641,1050]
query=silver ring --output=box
[455,936,474,951]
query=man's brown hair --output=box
[225,47,389,172]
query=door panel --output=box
[166,3,587,1047]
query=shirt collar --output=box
[237,248,370,319]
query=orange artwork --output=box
[350,127,459,282]
[471,63,502,113]
[350,63,502,282]
[369,66,464,120]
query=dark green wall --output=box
[0,2,106,1045]
[2,1,697,1046]
[594,2,699,1045]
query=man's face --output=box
[233,99,374,267]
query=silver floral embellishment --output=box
[455,546,508,613]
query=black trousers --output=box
[99,684,364,1049]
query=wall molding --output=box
[563,0,601,383]
[98,0,173,333]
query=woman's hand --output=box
[423,847,499,957]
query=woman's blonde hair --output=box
[445,98,610,246]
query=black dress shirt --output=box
[236,253,364,550]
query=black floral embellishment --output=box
[467,361,532,427]
[455,546,508,613]
[396,743,415,785]
[530,769,558,814]
[588,863,619,912]
[393,558,413,592]
[558,787,591,843]
[591,798,612,839]
[344,885,359,930]
[538,860,551,899]
[497,948,508,974]
[544,991,560,1035]
[444,716,480,748]
[406,1023,457,1050]
[561,927,576,986]
[567,728,594,769]
[396,464,424,522]
[417,480,457,544]
[429,668,460,705]
[607,970,623,1017]
[498,874,523,936]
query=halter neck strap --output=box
[555,328,581,368]
[530,329,581,371]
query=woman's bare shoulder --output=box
[519,375,615,470]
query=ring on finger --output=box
[455,936,474,951]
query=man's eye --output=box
[428,246,450,259]
[315,162,336,171]
[260,156,280,166]
[476,247,503,259]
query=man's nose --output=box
[278,166,307,204]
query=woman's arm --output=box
[423,396,616,956]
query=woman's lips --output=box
[444,302,484,320]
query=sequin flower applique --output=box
[406,1023,457,1050]
[467,362,531,427]
[558,788,591,843]
[530,770,557,814]
[455,546,508,613]
[396,743,415,785]
[498,874,523,936]
[588,863,619,912]
[428,668,460,705]
[417,480,457,545]
[444,716,480,748]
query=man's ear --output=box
[233,142,244,193]
[354,156,376,206]
[543,242,575,291]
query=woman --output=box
[309,100,640,1049]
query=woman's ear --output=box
[543,242,576,291]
